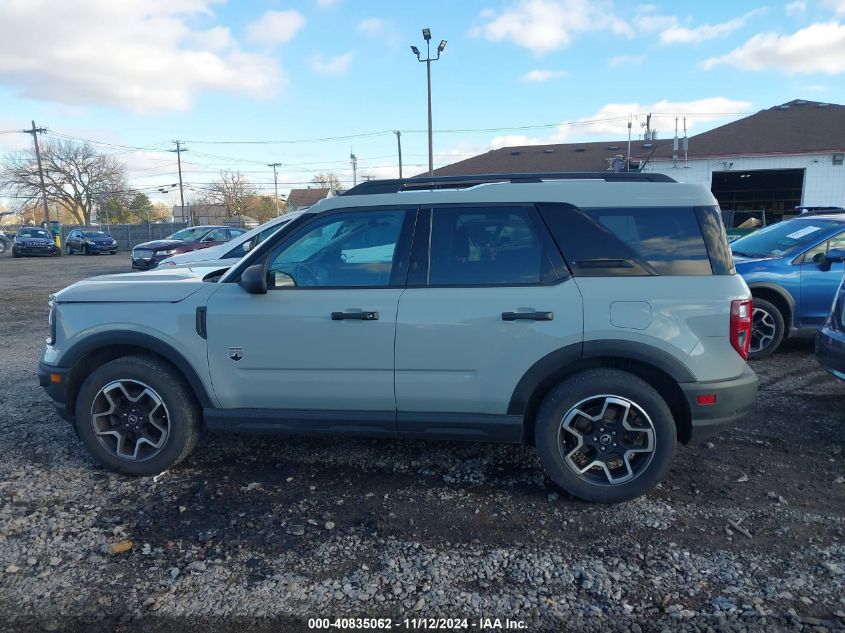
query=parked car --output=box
[731,215,845,359]
[66,229,118,255]
[130,225,246,270]
[12,226,61,257]
[815,249,845,380]
[38,172,758,504]
[157,212,304,270]
[0,231,11,256]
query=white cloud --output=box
[357,18,386,37]
[316,0,342,7]
[484,97,752,147]
[246,10,306,45]
[309,52,353,75]
[821,0,845,15]
[608,54,645,67]
[0,0,283,114]
[701,22,845,74]
[659,9,764,44]
[786,1,807,16]
[472,0,633,55]
[522,69,568,82]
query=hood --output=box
[132,239,185,251]
[85,236,116,243]
[54,266,225,303]
[732,254,777,265]
[160,241,228,264]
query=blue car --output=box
[816,250,845,380]
[730,215,845,359]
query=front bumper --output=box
[131,256,163,269]
[15,244,58,256]
[680,365,759,442]
[816,322,845,380]
[37,361,72,422]
[85,243,118,253]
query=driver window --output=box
[206,228,228,242]
[268,210,405,288]
[803,232,845,263]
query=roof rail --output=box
[342,171,677,196]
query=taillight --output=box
[730,299,752,360]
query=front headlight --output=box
[157,249,176,256]
[84,239,94,245]
[47,296,56,346]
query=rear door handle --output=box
[331,310,379,321]
[502,311,553,321]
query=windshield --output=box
[82,231,109,238]
[168,227,213,241]
[730,219,841,257]
[18,228,50,238]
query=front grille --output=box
[133,249,153,259]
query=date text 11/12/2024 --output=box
[307,617,528,630]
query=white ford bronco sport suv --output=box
[39,172,758,503]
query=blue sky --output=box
[1,0,845,205]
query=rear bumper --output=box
[680,365,758,442]
[816,322,845,380]
[37,361,73,422]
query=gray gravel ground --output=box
[1,253,844,633]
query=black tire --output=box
[83,245,91,256]
[748,298,785,360]
[66,244,73,255]
[0,240,6,256]
[54,247,61,257]
[534,368,677,503]
[12,247,20,258]
[110,250,117,255]
[74,355,201,475]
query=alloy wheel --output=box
[750,307,777,354]
[557,395,656,486]
[90,379,170,461]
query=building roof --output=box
[287,188,332,208]
[431,99,845,175]
[648,99,845,160]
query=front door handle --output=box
[502,311,554,321]
[331,310,379,321]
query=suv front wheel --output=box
[535,369,677,503]
[74,355,200,475]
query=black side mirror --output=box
[821,248,845,271]
[239,263,267,294]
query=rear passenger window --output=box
[538,204,713,276]
[428,206,561,286]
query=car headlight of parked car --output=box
[157,249,176,256]
[47,296,56,346]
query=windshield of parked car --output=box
[730,219,842,257]
[18,228,50,238]
[82,231,110,238]
[168,227,214,241]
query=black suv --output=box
[12,226,60,257]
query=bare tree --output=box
[207,170,257,218]
[311,172,342,190]
[0,139,128,225]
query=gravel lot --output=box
[1,253,844,633]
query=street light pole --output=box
[411,29,446,178]
[268,163,281,216]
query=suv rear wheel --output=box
[748,298,784,360]
[74,355,200,475]
[535,369,677,503]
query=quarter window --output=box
[539,204,713,276]
[427,206,559,286]
[267,210,406,287]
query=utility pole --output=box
[23,121,50,229]
[394,130,403,179]
[171,141,188,225]
[268,163,282,216]
[350,152,358,186]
